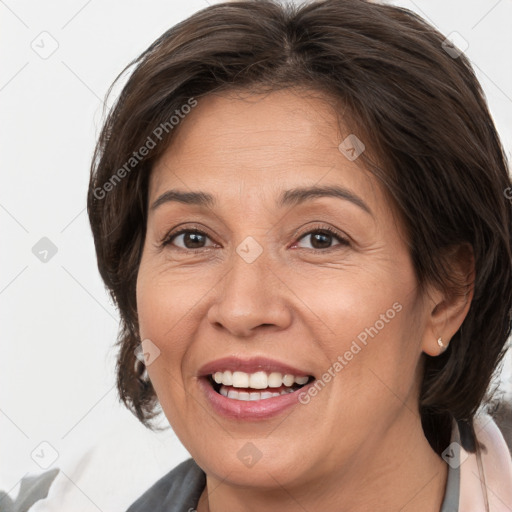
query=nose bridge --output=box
[207,237,292,336]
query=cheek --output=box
[291,261,415,345]
[306,289,424,452]
[135,259,218,415]
[136,257,213,347]
[302,263,424,395]
[136,267,202,435]
[135,264,190,390]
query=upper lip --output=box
[198,356,314,378]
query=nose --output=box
[206,246,292,337]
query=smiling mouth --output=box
[207,371,315,401]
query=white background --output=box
[1,0,511,510]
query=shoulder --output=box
[126,458,206,512]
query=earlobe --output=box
[422,294,471,356]
[421,244,475,357]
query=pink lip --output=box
[197,357,316,420]
[198,376,316,421]
[197,356,314,378]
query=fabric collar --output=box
[457,414,512,511]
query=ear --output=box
[421,244,475,356]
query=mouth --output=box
[197,356,317,419]
[206,370,315,401]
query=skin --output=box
[136,89,473,512]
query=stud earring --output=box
[134,354,151,383]
[437,337,445,348]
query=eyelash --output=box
[161,224,350,253]
[291,225,350,251]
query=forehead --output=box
[149,89,381,212]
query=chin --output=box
[191,438,317,489]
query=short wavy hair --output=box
[87,0,512,454]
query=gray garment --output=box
[126,455,460,512]
[441,458,460,512]
[126,458,205,512]
[440,425,461,512]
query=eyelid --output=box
[160,224,218,249]
[291,223,351,249]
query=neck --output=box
[197,413,448,512]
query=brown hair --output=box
[87,0,512,454]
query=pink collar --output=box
[458,414,512,511]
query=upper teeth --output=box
[212,370,309,389]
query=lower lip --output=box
[199,377,315,420]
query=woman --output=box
[87,0,512,510]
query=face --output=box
[136,89,433,489]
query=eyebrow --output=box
[151,190,215,210]
[278,185,372,215]
[151,185,372,215]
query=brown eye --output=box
[310,231,333,249]
[295,228,349,250]
[163,229,214,250]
